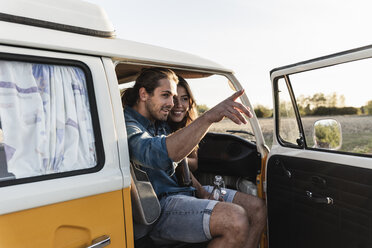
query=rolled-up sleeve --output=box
[126,124,175,175]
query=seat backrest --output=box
[130,162,209,248]
[130,162,161,239]
[0,144,15,182]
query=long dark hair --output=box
[168,76,198,131]
[121,68,178,107]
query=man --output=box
[122,68,266,248]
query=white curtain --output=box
[0,61,96,178]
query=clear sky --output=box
[85,0,372,108]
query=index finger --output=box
[232,101,253,118]
[228,89,245,101]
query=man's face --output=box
[144,78,177,122]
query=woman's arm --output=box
[190,172,210,199]
[187,150,198,172]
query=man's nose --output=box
[169,97,175,108]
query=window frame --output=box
[0,52,105,187]
[274,70,372,159]
[274,75,306,150]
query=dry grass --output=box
[209,118,273,145]
[210,115,372,154]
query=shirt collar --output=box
[124,105,168,131]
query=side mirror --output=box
[313,119,342,150]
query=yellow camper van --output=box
[1,1,372,248]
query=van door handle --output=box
[86,235,111,248]
[306,191,333,205]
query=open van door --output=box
[266,45,372,248]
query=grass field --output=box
[210,115,372,155]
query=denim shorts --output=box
[149,186,237,245]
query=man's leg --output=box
[208,202,250,248]
[203,185,266,248]
[150,195,236,245]
[150,194,251,247]
[233,192,267,248]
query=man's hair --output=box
[121,68,178,107]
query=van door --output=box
[0,46,127,247]
[266,46,372,248]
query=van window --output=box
[277,77,301,146]
[288,58,372,156]
[0,60,97,183]
[187,75,255,142]
[119,73,256,143]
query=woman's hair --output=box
[168,75,198,131]
[121,67,178,107]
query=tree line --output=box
[250,92,372,118]
[297,92,359,116]
[196,93,372,118]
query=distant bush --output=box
[298,104,312,116]
[312,106,358,116]
[365,100,372,115]
[314,121,341,148]
[296,92,358,116]
[254,105,273,118]
[197,104,209,115]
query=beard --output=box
[145,98,171,121]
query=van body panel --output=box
[270,45,372,80]
[102,57,131,189]
[0,45,125,214]
[122,187,134,248]
[0,190,126,248]
[0,42,130,246]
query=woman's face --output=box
[169,85,190,123]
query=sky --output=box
[84,0,372,109]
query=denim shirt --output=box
[124,106,194,197]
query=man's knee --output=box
[211,203,249,236]
[229,204,250,234]
[235,193,266,213]
[233,193,267,227]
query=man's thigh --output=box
[150,195,218,244]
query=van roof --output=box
[0,0,231,74]
[0,0,115,38]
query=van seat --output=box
[130,162,208,248]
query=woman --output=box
[168,75,199,172]
[168,76,226,201]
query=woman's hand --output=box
[196,187,212,199]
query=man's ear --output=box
[138,87,148,102]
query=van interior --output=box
[115,63,262,247]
